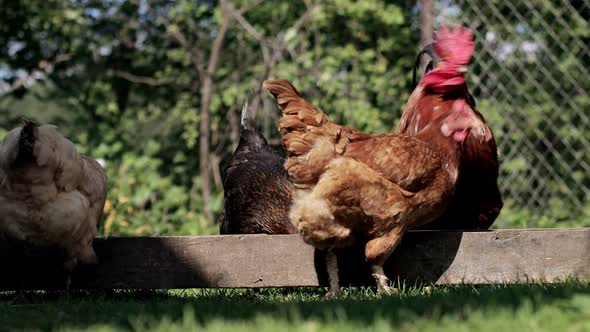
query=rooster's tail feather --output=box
[412,43,440,89]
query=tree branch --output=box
[109,70,168,86]
[236,0,264,15]
[198,0,233,223]
[228,1,271,63]
[206,3,231,77]
[0,53,74,96]
[230,8,265,44]
[169,29,206,78]
[270,1,319,63]
[147,1,206,78]
[230,0,318,118]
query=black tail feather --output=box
[412,43,440,89]
[237,99,269,149]
[240,99,256,132]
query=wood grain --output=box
[1,229,589,290]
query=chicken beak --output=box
[458,66,468,73]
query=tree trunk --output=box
[419,0,434,48]
[199,78,214,223]
[198,5,231,224]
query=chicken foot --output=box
[365,226,406,295]
[371,265,398,295]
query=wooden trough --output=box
[1,228,589,290]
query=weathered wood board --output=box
[1,229,589,290]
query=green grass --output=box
[2,282,590,332]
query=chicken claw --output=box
[372,266,399,295]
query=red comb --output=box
[434,25,474,66]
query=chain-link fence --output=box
[428,1,590,224]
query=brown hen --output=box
[264,79,491,295]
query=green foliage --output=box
[101,149,218,236]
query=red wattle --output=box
[421,69,466,92]
[453,129,469,142]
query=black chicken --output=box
[219,101,296,234]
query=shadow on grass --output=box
[1,282,590,331]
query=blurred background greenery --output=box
[0,0,588,235]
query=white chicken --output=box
[0,121,107,287]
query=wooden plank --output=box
[1,229,589,290]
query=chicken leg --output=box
[365,225,407,295]
[63,258,78,291]
[325,249,340,298]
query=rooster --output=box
[265,78,490,295]
[219,101,296,234]
[0,121,108,288]
[398,25,503,230]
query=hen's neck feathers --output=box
[415,124,462,183]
